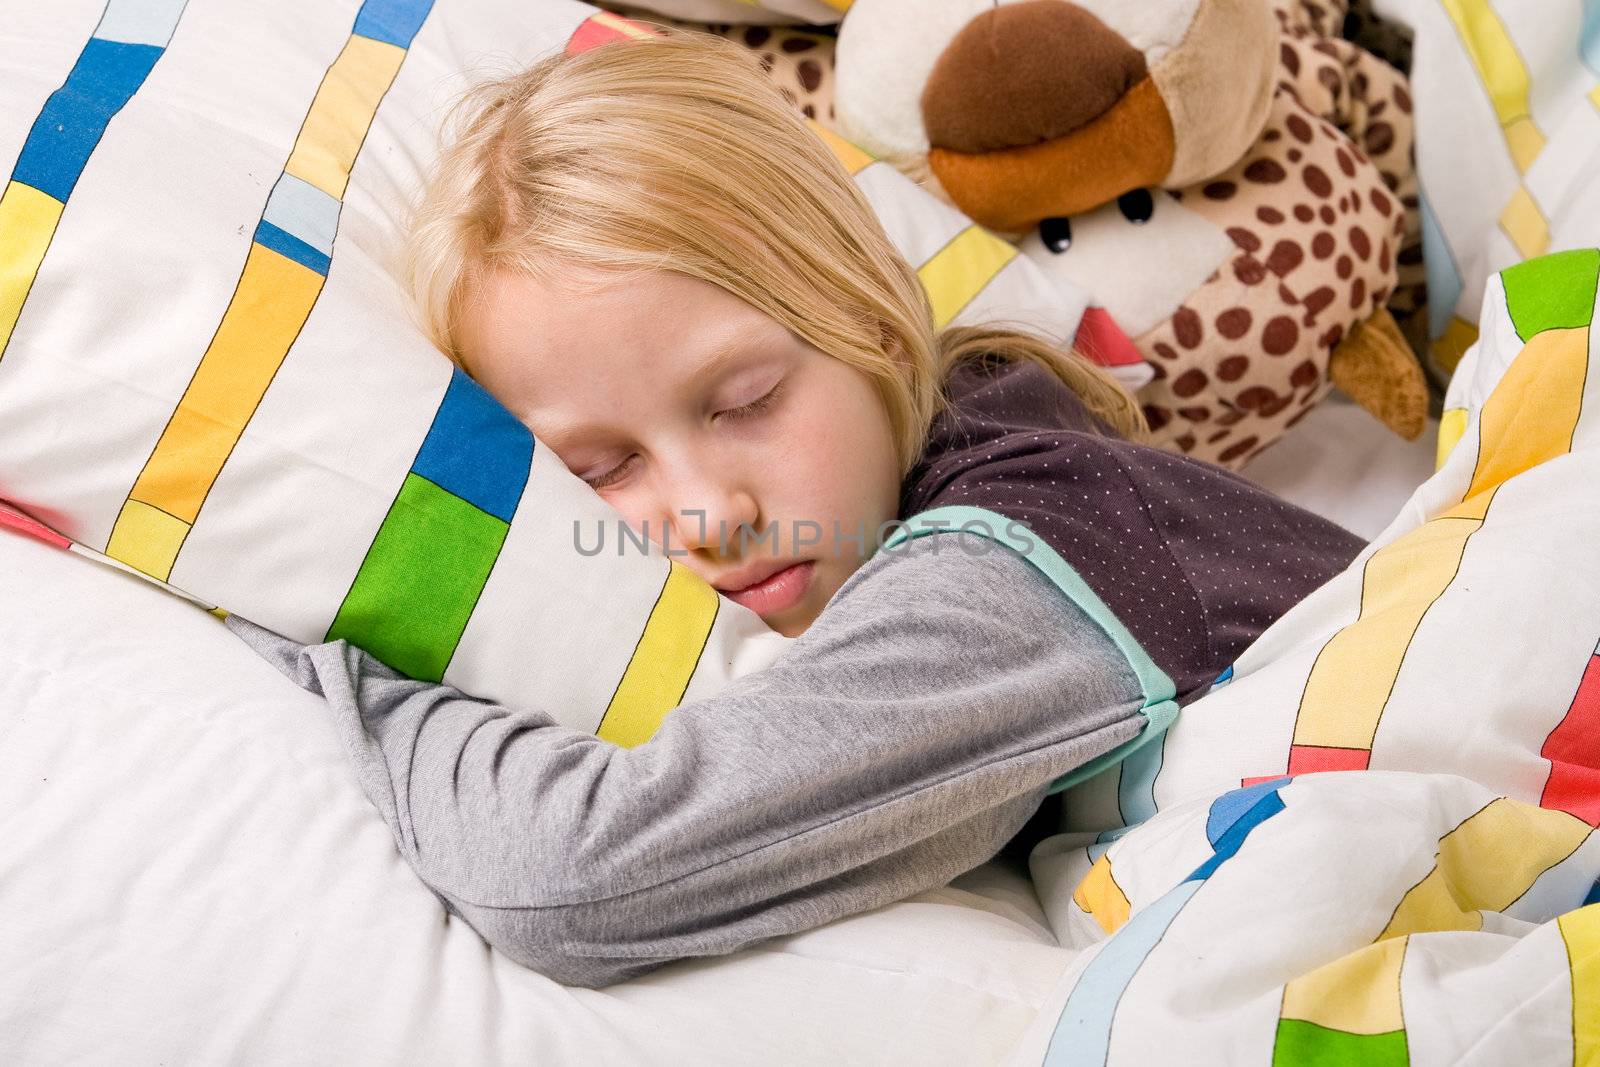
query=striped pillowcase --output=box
[0,0,1085,738]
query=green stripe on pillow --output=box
[327,472,509,680]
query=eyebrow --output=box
[685,334,754,390]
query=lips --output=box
[715,560,815,618]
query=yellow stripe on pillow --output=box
[596,561,720,748]
[0,180,63,353]
[808,119,874,175]
[1072,854,1131,935]
[1280,936,1408,1037]
[1439,0,1544,172]
[1291,515,1478,755]
[919,225,1018,329]
[1431,315,1479,376]
[1500,186,1550,260]
[132,243,323,523]
[105,499,191,583]
[285,35,407,199]
[1559,906,1600,1064]
[1456,326,1588,511]
[1380,798,1590,937]
[1287,319,1590,772]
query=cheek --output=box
[836,381,899,479]
[781,389,896,516]
[591,487,660,537]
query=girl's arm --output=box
[227,532,1146,987]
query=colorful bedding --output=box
[1005,249,1600,1065]
[1378,0,1600,388]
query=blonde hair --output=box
[406,29,1147,477]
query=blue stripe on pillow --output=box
[411,367,535,524]
[353,0,435,48]
[253,219,332,276]
[13,37,163,203]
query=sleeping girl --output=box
[228,29,1364,987]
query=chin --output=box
[764,601,823,639]
[770,615,813,639]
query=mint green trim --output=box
[1040,697,1178,795]
[881,505,1179,794]
[882,506,1177,704]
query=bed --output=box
[8,0,1595,1060]
[0,394,1435,1064]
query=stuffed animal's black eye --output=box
[1117,189,1155,224]
[1040,217,1072,253]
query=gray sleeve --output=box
[226,532,1145,988]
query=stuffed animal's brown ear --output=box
[1328,307,1429,440]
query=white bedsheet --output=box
[0,528,1071,1064]
[1240,391,1439,540]
[0,395,1436,1064]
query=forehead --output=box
[457,266,789,440]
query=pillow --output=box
[0,0,1085,742]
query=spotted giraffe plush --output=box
[600,0,1426,466]
[695,21,837,124]
[832,0,1430,468]
[1051,27,1423,463]
[595,4,839,124]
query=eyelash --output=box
[717,378,785,423]
[582,380,785,490]
[584,457,634,490]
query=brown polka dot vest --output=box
[899,355,1365,705]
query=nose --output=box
[654,454,760,558]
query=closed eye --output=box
[716,378,785,423]
[582,454,636,490]
[582,377,788,489]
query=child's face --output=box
[457,265,904,637]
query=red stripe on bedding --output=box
[565,12,661,55]
[1540,650,1600,827]
[1286,744,1370,775]
[0,500,70,549]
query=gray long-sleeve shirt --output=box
[229,531,1145,987]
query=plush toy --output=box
[1017,17,1428,463]
[598,0,1428,467]
[836,0,1281,230]
[593,6,1153,388]
[830,0,1431,467]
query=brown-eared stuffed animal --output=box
[831,0,1431,467]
